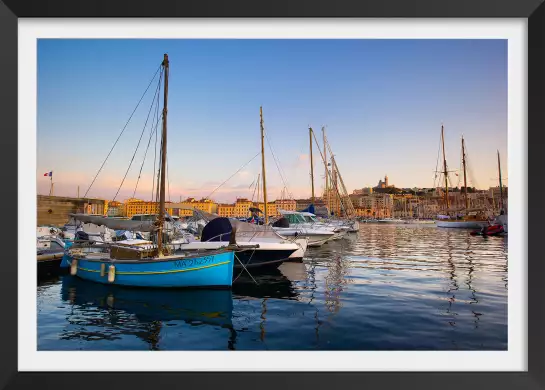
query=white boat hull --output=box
[404,220,436,225]
[289,238,309,260]
[495,214,508,233]
[436,220,489,229]
[377,219,405,224]
[273,228,334,247]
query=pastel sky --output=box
[37,39,507,203]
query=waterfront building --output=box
[217,203,235,218]
[275,198,297,212]
[123,198,173,218]
[254,201,279,217]
[234,198,253,218]
[37,195,108,226]
[175,198,218,217]
[107,200,123,217]
[374,175,395,190]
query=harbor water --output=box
[37,224,508,350]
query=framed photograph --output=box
[2,0,542,389]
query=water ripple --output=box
[37,224,507,350]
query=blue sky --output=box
[37,39,507,202]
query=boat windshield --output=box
[285,213,306,224]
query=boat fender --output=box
[108,265,116,283]
[70,259,78,275]
[100,263,106,277]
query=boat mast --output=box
[323,127,328,213]
[257,173,261,207]
[497,150,504,212]
[332,155,339,216]
[441,125,450,210]
[260,106,268,225]
[157,53,169,255]
[309,127,315,203]
[462,136,469,210]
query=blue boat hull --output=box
[67,251,234,288]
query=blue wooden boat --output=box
[66,246,234,288]
[64,54,235,289]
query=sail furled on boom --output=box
[69,214,158,232]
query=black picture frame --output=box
[1,0,541,389]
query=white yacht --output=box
[272,210,336,247]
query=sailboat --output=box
[262,119,334,247]
[65,54,236,288]
[296,127,359,234]
[493,150,508,233]
[435,126,489,229]
[168,107,309,266]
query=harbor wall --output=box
[37,195,108,226]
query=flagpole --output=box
[49,172,53,196]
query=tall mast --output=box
[257,173,260,206]
[332,155,339,216]
[157,53,169,254]
[462,136,469,210]
[497,150,504,212]
[309,127,315,203]
[323,127,328,212]
[260,106,268,225]
[441,125,450,210]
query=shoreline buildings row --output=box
[37,176,507,225]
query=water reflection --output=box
[38,226,508,350]
[59,276,235,350]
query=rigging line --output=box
[433,129,442,189]
[204,151,261,201]
[133,70,163,199]
[83,64,162,199]
[264,130,293,199]
[155,135,163,205]
[113,69,164,202]
[250,175,258,203]
[167,151,171,203]
[135,103,161,199]
[151,111,160,203]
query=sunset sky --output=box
[37,39,507,203]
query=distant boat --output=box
[434,126,490,229]
[278,209,346,240]
[305,127,360,233]
[377,218,405,224]
[271,210,335,247]
[37,235,66,275]
[492,150,508,234]
[66,54,236,289]
[403,219,436,225]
